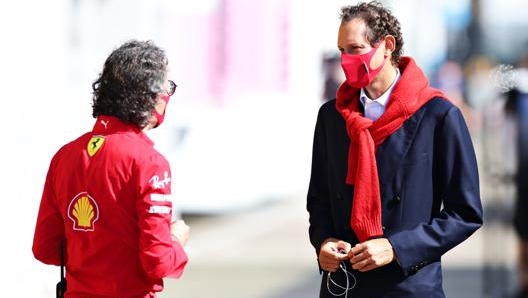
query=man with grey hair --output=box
[33,40,189,298]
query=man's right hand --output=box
[170,220,190,246]
[318,238,351,272]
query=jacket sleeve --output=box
[32,158,65,266]
[136,154,188,280]
[307,105,335,255]
[387,106,483,276]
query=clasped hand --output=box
[170,219,190,246]
[319,237,396,272]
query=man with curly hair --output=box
[307,2,483,297]
[32,40,189,298]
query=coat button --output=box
[337,193,343,200]
[394,195,401,202]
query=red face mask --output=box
[154,95,170,128]
[341,42,387,89]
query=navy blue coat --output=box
[307,97,483,298]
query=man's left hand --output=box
[347,238,396,272]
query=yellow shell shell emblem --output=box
[87,136,105,157]
[67,192,99,231]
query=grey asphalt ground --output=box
[158,194,520,298]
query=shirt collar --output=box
[360,68,401,107]
[92,115,154,146]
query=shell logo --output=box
[67,192,100,231]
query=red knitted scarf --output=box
[335,57,445,242]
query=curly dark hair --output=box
[92,40,168,128]
[339,1,404,66]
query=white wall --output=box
[1,0,71,295]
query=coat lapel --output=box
[376,105,427,191]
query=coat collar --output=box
[376,102,427,191]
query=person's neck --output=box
[143,122,156,132]
[364,64,398,100]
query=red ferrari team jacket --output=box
[32,115,188,298]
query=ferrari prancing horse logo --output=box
[87,136,105,157]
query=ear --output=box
[383,35,396,56]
